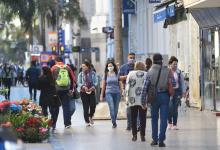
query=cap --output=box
[153,53,163,64]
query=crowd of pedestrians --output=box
[0,53,188,147]
[0,63,25,99]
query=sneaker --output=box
[89,117,94,125]
[172,125,179,130]
[65,125,71,129]
[112,123,117,128]
[159,142,166,147]
[150,141,158,146]
[167,123,172,130]
[86,123,90,127]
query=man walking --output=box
[26,61,41,101]
[51,56,76,128]
[119,52,136,130]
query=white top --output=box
[125,70,147,107]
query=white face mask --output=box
[128,58,135,64]
[108,66,114,72]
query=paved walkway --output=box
[36,104,220,150]
[6,87,220,150]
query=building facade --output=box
[76,0,109,75]
[129,0,201,108]
[183,0,220,111]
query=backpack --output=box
[141,66,162,104]
[56,65,70,87]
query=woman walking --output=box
[38,66,61,130]
[100,61,121,128]
[77,61,98,126]
[167,56,186,130]
[125,62,148,142]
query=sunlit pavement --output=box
[7,87,220,150]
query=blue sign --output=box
[153,3,176,23]
[167,3,175,17]
[149,0,161,3]
[153,7,167,23]
[123,0,135,14]
[58,29,65,46]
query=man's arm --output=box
[66,66,76,90]
[118,65,127,83]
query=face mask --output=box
[128,58,135,64]
[108,66,114,72]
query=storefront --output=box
[191,8,220,111]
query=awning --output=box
[191,8,220,29]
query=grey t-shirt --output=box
[103,74,120,94]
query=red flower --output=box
[2,100,10,106]
[16,127,25,132]
[26,117,41,127]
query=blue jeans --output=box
[106,93,121,124]
[151,92,169,142]
[57,90,72,126]
[168,94,180,126]
[69,98,76,117]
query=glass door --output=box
[202,27,220,111]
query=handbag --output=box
[72,88,80,99]
[167,69,174,96]
[147,66,162,104]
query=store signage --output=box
[149,0,161,3]
[167,3,175,17]
[48,32,58,46]
[153,7,167,22]
[123,0,135,14]
[153,2,176,23]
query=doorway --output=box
[202,27,220,111]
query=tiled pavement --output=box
[7,87,220,150]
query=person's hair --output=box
[169,56,178,64]
[104,61,118,74]
[31,61,36,66]
[145,58,152,66]
[153,53,163,65]
[55,56,63,62]
[134,62,145,71]
[128,52,135,56]
[42,66,55,86]
[69,64,77,72]
[82,61,91,70]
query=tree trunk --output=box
[113,0,123,65]
[40,14,46,51]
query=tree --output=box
[0,0,87,49]
[113,0,123,65]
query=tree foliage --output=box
[0,0,87,31]
[0,0,86,59]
